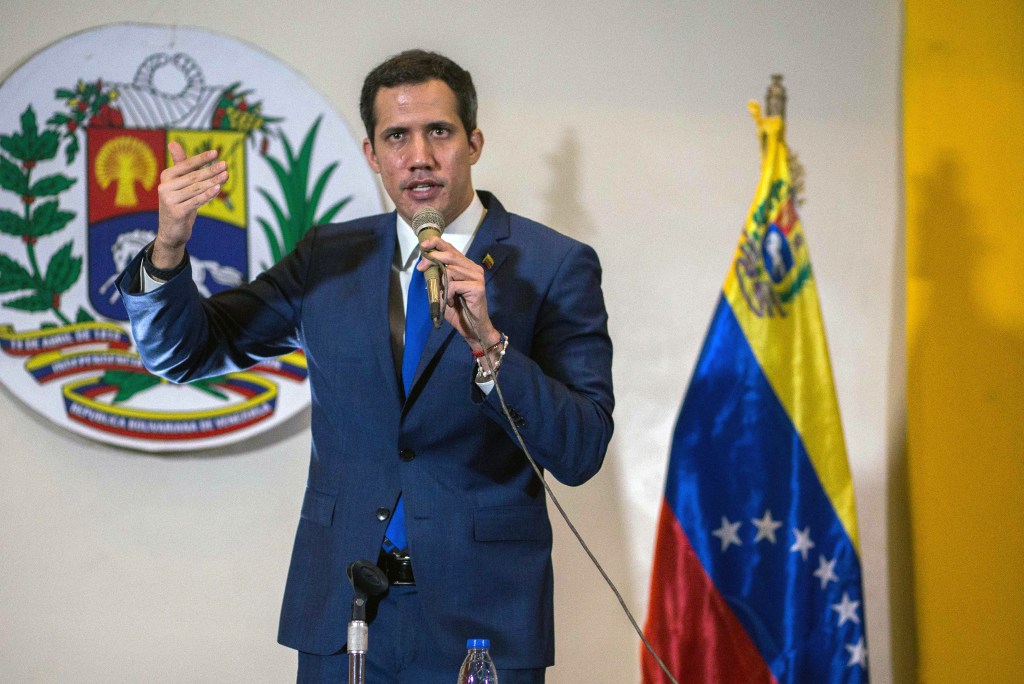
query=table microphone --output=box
[346,560,388,684]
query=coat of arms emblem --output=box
[0,25,382,451]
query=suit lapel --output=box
[365,213,403,407]
[465,193,512,286]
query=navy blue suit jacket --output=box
[117,192,614,668]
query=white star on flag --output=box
[845,637,867,668]
[751,509,783,544]
[711,516,743,552]
[789,526,815,560]
[813,555,839,589]
[832,592,861,626]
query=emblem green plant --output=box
[257,118,351,265]
[99,369,230,404]
[212,81,281,154]
[0,105,86,326]
[48,79,124,164]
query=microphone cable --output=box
[425,256,680,684]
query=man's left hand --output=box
[417,236,500,352]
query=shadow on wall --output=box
[887,417,916,684]
[543,129,595,240]
[886,145,915,684]
[540,134,637,681]
[902,152,1024,680]
[548,441,637,683]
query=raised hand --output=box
[152,141,228,269]
[417,236,500,354]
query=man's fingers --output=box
[167,141,188,165]
[187,183,223,210]
[417,239,476,272]
[163,147,221,183]
[168,143,217,170]
[161,167,227,206]
[417,236,452,255]
[165,170,227,210]
[440,263,482,284]
[163,159,227,192]
[165,184,222,223]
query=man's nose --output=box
[408,134,434,169]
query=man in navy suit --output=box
[118,50,613,683]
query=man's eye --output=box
[431,127,449,137]
[388,132,403,141]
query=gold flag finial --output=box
[765,74,786,119]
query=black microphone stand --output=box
[346,560,389,684]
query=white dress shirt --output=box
[394,192,485,320]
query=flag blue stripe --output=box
[665,296,868,683]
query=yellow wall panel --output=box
[905,1,1024,681]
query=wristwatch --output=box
[142,242,188,281]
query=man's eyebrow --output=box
[378,121,456,139]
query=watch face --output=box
[0,24,383,452]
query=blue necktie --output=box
[384,260,430,554]
[401,261,432,397]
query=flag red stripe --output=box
[642,500,778,684]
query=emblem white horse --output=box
[763,230,790,281]
[98,229,243,302]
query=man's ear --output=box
[468,128,484,165]
[363,137,380,173]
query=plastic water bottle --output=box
[456,638,498,684]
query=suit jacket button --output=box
[376,507,390,521]
[399,448,415,462]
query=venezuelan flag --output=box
[641,98,868,683]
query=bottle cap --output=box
[467,638,490,649]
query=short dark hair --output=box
[360,49,478,145]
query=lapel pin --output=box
[482,253,494,270]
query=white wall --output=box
[0,2,903,682]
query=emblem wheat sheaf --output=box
[0,25,382,451]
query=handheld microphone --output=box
[412,206,446,328]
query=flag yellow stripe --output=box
[722,108,859,551]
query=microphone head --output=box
[412,206,445,242]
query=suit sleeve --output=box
[115,231,315,383]
[476,240,614,487]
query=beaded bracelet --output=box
[475,333,509,380]
[471,332,506,358]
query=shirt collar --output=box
[395,192,485,271]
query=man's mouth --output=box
[405,180,443,198]
[404,177,441,188]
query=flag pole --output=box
[766,73,786,118]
